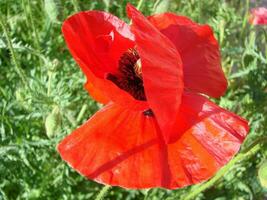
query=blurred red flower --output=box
[58,4,249,189]
[249,7,267,25]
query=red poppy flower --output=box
[249,7,267,25]
[58,4,249,189]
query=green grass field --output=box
[1,0,267,199]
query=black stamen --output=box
[106,48,146,101]
[143,109,154,117]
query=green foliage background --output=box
[0,0,267,199]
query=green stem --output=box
[64,104,88,128]
[136,0,145,10]
[103,0,110,12]
[243,136,267,153]
[26,0,42,62]
[95,185,111,200]
[183,142,262,200]
[261,28,267,60]
[0,188,8,200]
[47,72,53,96]
[241,0,249,31]
[76,104,88,123]
[143,189,151,200]
[71,0,80,12]
[21,0,30,28]
[0,15,28,87]
[65,112,77,127]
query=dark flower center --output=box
[106,48,146,101]
[143,109,153,116]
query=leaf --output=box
[0,146,18,156]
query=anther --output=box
[106,48,146,101]
[134,59,142,79]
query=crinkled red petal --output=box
[149,13,227,98]
[127,4,184,143]
[58,95,249,189]
[62,11,147,109]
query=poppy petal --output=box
[58,103,193,189]
[62,11,134,77]
[58,103,173,189]
[127,4,184,143]
[58,94,248,189]
[84,81,110,104]
[249,7,267,25]
[63,11,147,109]
[149,13,227,98]
[168,92,249,183]
[170,92,249,143]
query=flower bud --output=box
[44,0,59,23]
[45,106,61,138]
[258,160,267,188]
[153,0,171,14]
[48,59,60,73]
